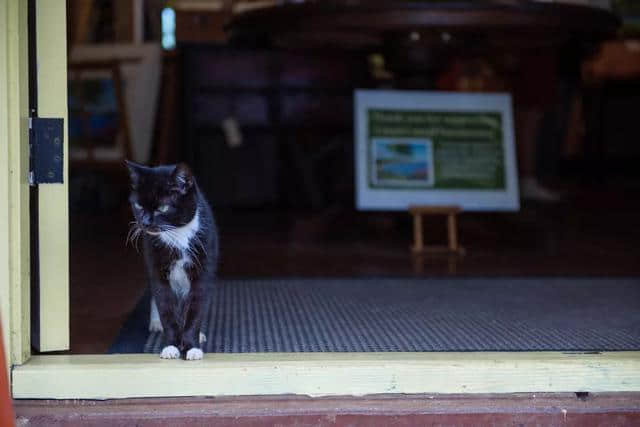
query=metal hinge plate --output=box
[29,117,64,185]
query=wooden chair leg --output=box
[412,213,423,252]
[409,206,464,255]
[447,213,458,252]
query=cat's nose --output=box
[141,214,153,227]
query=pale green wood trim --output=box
[0,0,31,368]
[12,352,640,399]
[0,0,11,372]
[35,0,69,351]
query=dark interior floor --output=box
[67,179,640,354]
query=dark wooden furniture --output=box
[178,1,619,210]
[176,7,231,44]
[580,39,640,179]
[229,1,618,50]
[67,59,135,215]
[228,0,619,182]
[68,59,133,171]
[179,45,365,208]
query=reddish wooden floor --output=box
[67,181,640,354]
[14,393,640,426]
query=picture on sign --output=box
[371,138,434,189]
[355,90,519,211]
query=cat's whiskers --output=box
[161,228,204,271]
[192,232,207,257]
[126,226,135,244]
[131,226,144,252]
[126,223,143,252]
[187,241,204,270]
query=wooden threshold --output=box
[12,352,640,399]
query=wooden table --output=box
[229,1,618,51]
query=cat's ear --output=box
[125,159,148,188]
[171,163,193,194]
[124,159,142,187]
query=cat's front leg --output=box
[153,284,181,359]
[149,297,163,332]
[182,291,206,360]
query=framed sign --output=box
[355,90,519,211]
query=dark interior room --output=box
[60,0,640,359]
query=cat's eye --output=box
[157,205,170,213]
[134,202,142,209]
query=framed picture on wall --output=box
[355,90,519,211]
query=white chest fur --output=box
[158,209,200,298]
[168,256,191,298]
[159,209,200,250]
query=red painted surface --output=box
[0,320,15,427]
[14,393,640,427]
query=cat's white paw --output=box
[199,332,207,344]
[186,348,203,360]
[149,318,163,332]
[160,345,180,359]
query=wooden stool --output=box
[409,205,464,255]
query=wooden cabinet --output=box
[176,9,231,44]
[179,46,364,208]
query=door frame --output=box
[1,0,31,369]
[30,0,70,353]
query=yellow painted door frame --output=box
[0,0,69,368]
[33,0,69,352]
[0,0,31,368]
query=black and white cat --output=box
[126,161,219,360]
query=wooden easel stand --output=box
[409,205,465,255]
